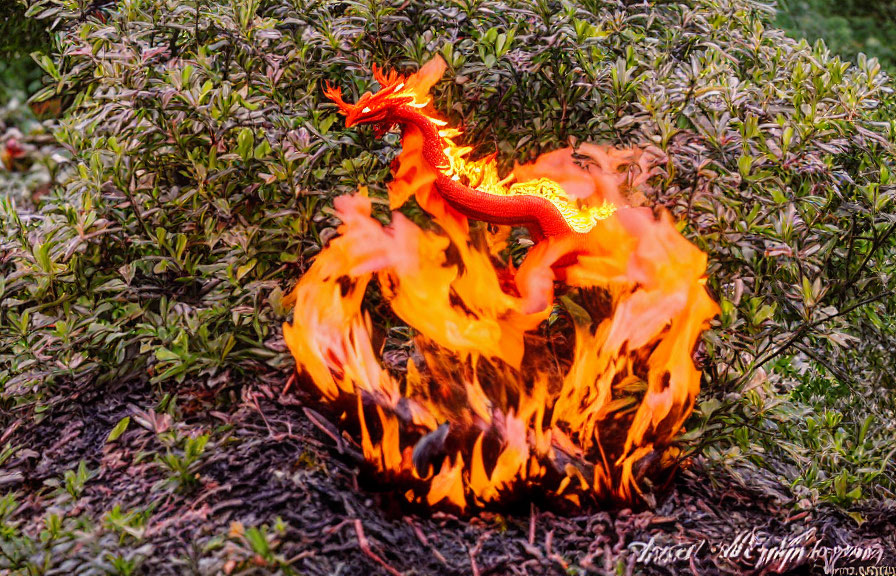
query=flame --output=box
[283,59,718,510]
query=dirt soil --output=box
[3,375,894,576]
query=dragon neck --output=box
[393,106,450,173]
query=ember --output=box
[283,57,718,511]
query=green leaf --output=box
[737,154,753,178]
[237,128,255,161]
[245,527,270,557]
[107,417,131,443]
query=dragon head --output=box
[324,58,447,136]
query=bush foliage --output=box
[2,0,895,527]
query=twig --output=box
[550,553,570,573]
[323,519,352,536]
[0,421,21,445]
[543,528,569,571]
[843,221,896,292]
[786,511,809,524]
[529,503,537,546]
[469,548,481,576]
[303,407,345,453]
[689,553,702,576]
[281,372,296,395]
[741,288,894,386]
[251,393,274,437]
[285,550,314,564]
[406,518,450,567]
[123,174,154,241]
[470,531,491,576]
[354,520,403,576]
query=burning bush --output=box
[284,60,718,510]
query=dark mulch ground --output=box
[2,374,894,575]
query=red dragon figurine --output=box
[323,56,616,245]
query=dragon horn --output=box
[372,63,390,87]
[372,62,402,89]
[323,81,352,115]
[371,63,386,86]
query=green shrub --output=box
[0,483,152,574]
[3,0,895,506]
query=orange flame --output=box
[283,60,718,510]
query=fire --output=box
[283,57,718,510]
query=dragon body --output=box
[324,58,615,243]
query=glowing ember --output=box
[283,57,718,510]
